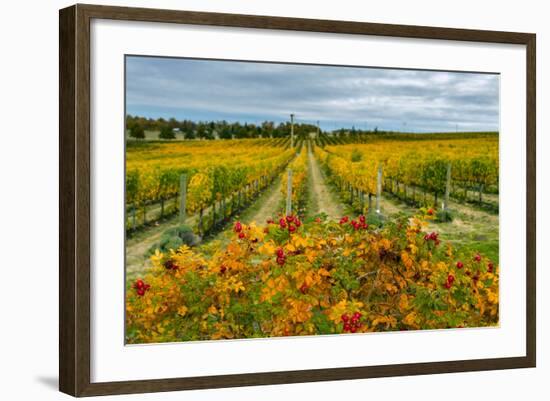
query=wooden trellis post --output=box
[179,174,187,224]
[286,169,293,216]
[376,164,382,214]
[443,163,452,211]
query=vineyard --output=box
[125,133,500,344]
[317,135,498,212]
[126,138,293,235]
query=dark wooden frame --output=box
[59,3,536,397]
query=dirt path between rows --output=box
[243,180,283,225]
[308,146,344,221]
[126,177,285,278]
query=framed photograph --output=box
[59,4,536,397]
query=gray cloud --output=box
[126,56,499,132]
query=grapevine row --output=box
[126,139,294,232]
[316,136,498,212]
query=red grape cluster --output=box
[444,274,455,289]
[279,214,301,233]
[339,215,368,230]
[276,247,286,266]
[234,221,246,239]
[423,231,440,246]
[341,312,363,333]
[133,279,151,296]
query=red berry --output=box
[286,215,294,223]
[144,284,150,290]
[266,218,274,224]
[352,311,362,320]
[295,219,301,227]
[427,208,434,216]
[276,257,286,266]
[343,323,351,332]
[238,232,245,239]
[359,215,366,223]
[350,326,357,333]
[134,279,144,289]
[299,283,308,294]
[444,281,452,289]
[341,314,349,322]
[137,288,145,296]
[487,262,494,273]
[456,261,464,269]
[289,225,296,233]
[315,217,321,223]
[234,221,242,232]
[279,218,287,228]
[220,265,227,274]
[447,274,455,284]
[276,248,285,258]
[474,253,482,262]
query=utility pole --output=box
[290,113,295,148]
[316,120,320,139]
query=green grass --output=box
[428,208,499,263]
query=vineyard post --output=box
[443,163,452,210]
[376,164,382,214]
[212,201,217,227]
[199,209,203,237]
[286,169,293,216]
[478,183,483,204]
[179,174,187,224]
[367,193,372,212]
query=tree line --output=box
[126,115,322,140]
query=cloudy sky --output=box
[126,56,499,133]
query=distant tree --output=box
[168,118,178,130]
[219,125,233,139]
[129,124,145,140]
[159,126,176,140]
[196,124,207,139]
